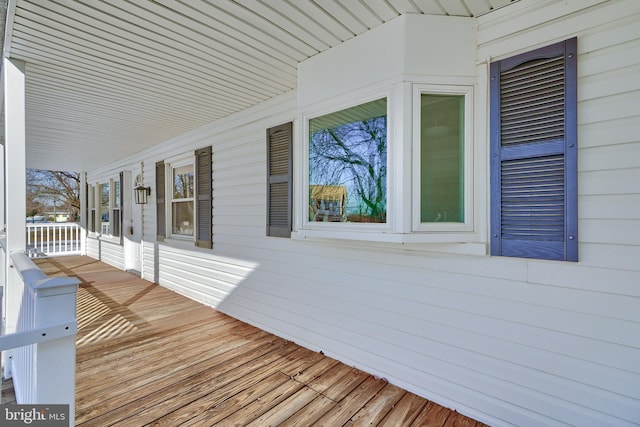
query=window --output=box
[112,172,122,239]
[94,175,123,240]
[308,98,387,224]
[88,184,96,233]
[156,147,212,248]
[267,122,292,237]
[297,86,479,244]
[100,182,110,235]
[413,85,473,232]
[171,164,194,237]
[490,38,577,261]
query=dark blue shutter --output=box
[490,38,578,261]
[156,161,165,241]
[113,171,123,242]
[267,122,292,237]
[195,146,212,249]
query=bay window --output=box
[297,83,476,244]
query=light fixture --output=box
[134,185,151,204]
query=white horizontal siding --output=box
[85,237,99,259]
[84,1,640,426]
[85,236,124,271]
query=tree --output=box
[27,169,80,221]
[309,116,387,222]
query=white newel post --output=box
[33,277,78,426]
[3,57,27,339]
[7,253,78,427]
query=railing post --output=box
[8,252,78,427]
[33,276,78,426]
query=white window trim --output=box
[293,81,482,247]
[90,177,121,244]
[165,155,195,241]
[99,181,111,236]
[411,84,474,234]
[298,88,396,237]
[88,183,96,234]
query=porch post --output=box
[80,172,87,255]
[3,57,27,336]
[0,146,5,230]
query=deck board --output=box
[26,256,484,426]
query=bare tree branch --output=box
[27,169,80,221]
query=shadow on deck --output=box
[5,256,484,426]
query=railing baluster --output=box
[26,223,81,258]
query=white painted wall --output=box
[87,1,640,425]
[297,14,477,109]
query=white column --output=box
[34,278,78,427]
[3,58,27,337]
[80,172,87,255]
[0,145,5,230]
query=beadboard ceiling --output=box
[2,0,517,172]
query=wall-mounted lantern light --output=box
[134,185,151,204]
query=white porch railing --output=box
[26,222,81,258]
[0,248,78,427]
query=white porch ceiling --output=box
[2,0,518,172]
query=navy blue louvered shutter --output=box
[266,122,292,238]
[195,146,213,249]
[490,38,578,261]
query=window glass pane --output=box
[172,201,194,236]
[309,98,387,223]
[112,208,121,237]
[173,165,194,199]
[420,94,464,223]
[114,180,121,208]
[100,183,110,234]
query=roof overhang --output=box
[1,0,518,172]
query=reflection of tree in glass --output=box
[173,170,194,199]
[310,116,387,222]
[100,184,110,206]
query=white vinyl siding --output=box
[93,2,640,426]
[85,234,125,271]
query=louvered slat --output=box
[267,123,292,237]
[269,130,289,176]
[195,146,212,249]
[501,155,565,240]
[155,161,166,241]
[500,56,565,146]
[490,37,577,262]
[499,53,566,241]
[269,182,289,225]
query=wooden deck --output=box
[9,256,484,426]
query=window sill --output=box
[293,229,486,256]
[90,234,122,245]
[159,236,206,251]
